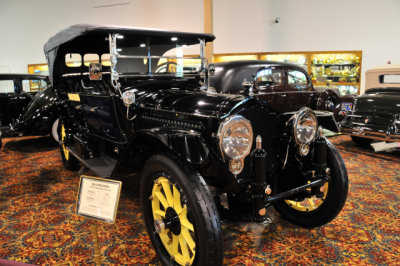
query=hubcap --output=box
[61,124,69,160]
[151,176,196,266]
[285,182,329,212]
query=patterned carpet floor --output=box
[0,135,399,265]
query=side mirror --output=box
[89,63,102,80]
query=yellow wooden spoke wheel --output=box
[151,176,196,266]
[58,121,78,171]
[284,182,329,212]
[60,124,69,160]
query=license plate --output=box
[341,102,352,111]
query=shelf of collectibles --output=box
[213,51,362,96]
[310,52,361,96]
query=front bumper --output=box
[340,114,400,142]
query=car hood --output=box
[354,88,400,117]
[135,88,245,118]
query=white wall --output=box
[1,0,399,92]
[0,0,203,73]
[214,0,400,92]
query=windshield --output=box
[111,35,204,76]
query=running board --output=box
[67,146,117,178]
[370,142,400,152]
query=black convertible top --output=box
[44,24,215,53]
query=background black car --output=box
[340,64,400,151]
[209,60,355,122]
[45,24,348,265]
[0,74,47,128]
[0,74,60,148]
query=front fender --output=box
[144,128,209,165]
[112,128,209,178]
[315,111,339,132]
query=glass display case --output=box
[310,52,361,95]
[28,63,49,75]
[212,51,362,95]
[260,53,308,71]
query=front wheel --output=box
[58,120,79,171]
[140,154,223,266]
[274,139,348,228]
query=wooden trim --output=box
[213,50,362,57]
[204,0,213,63]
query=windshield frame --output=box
[108,33,208,93]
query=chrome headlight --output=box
[293,108,317,145]
[218,115,253,161]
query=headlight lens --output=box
[293,108,317,145]
[218,115,253,160]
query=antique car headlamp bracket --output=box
[292,107,318,147]
[217,115,253,174]
[121,89,136,120]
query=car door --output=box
[0,78,31,127]
[253,67,290,112]
[67,78,128,144]
[284,68,315,111]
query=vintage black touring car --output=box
[45,24,348,265]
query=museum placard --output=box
[76,175,122,224]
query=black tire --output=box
[58,120,79,171]
[273,138,348,228]
[0,120,2,149]
[50,118,60,143]
[140,154,223,266]
[351,135,373,147]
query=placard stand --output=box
[91,222,101,265]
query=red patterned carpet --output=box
[0,135,399,265]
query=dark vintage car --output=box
[0,74,60,147]
[209,60,355,122]
[45,24,348,265]
[340,64,400,150]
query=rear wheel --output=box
[51,118,59,143]
[274,139,348,228]
[140,154,223,266]
[351,135,373,147]
[58,120,79,171]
